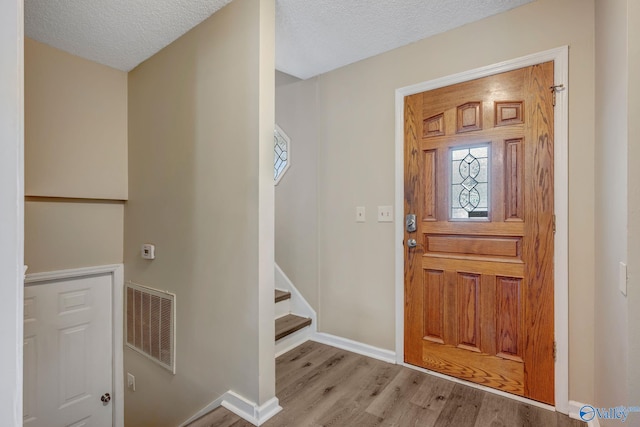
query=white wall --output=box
[0,0,23,424]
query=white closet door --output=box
[24,273,112,427]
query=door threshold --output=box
[400,361,557,413]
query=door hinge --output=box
[552,215,556,234]
[550,84,565,107]
[553,341,557,362]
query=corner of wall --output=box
[593,0,630,410]
[124,0,276,424]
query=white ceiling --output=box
[25,0,533,80]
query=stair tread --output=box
[275,289,291,303]
[275,314,312,341]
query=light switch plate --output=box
[378,205,393,222]
[356,206,366,223]
[127,373,136,391]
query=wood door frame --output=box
[394,47,569,413]
[25,264,125,427]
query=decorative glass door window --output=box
[451,145,489,219]
[274,125,290,184]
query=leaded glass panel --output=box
[451,145,489,219]
[274,125,290,184]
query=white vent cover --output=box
[125,281,176,374]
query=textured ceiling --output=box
[24,0,234,72]
[25,0,533,79]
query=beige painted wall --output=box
[25,38,127,200]
[275,76,319,310]
[125,0,275,424]
[298,0,595,404]
[627,0,640,410]
[594,0,629,416]
[275,70,300,87]
[24,38,127,273]
[24,201,124,273]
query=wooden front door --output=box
[404,62,555,404]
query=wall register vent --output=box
[125,281,176,374]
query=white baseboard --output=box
[254,396,282,425]
[179,395,226,426]
[179,391,281,427]
[222,391,282,426]
[311,332,396,364]
[569,401,601,427]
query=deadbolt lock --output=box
[405,214,416,233]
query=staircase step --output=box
[275,289,291,303]
[275,314,312,341]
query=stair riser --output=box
[275,327,311,357]
[275,298,291,319]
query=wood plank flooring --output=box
[187,341,585,427]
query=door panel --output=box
[24,274,112,427]
[404,63,554,404]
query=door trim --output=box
[1,0,24,425]
[394,46,569,413]
[25,264,125,427]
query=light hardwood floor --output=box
[187,341,585,427]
